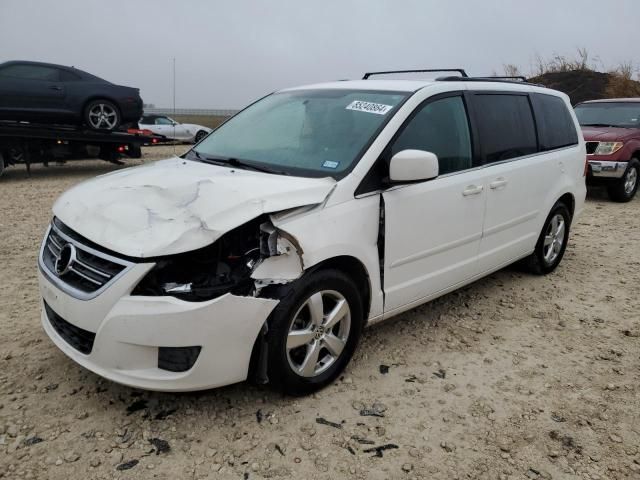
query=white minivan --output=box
[38,70,586,395]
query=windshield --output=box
[575,102,640,128]
[189,89,409,178]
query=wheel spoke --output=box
[555,220,565,240]
[324,299,348,329]
[298,341,321,376]
[307,292,324,326]
[543,234,554,247]
[323,333,345,357]
[287,329,314,350]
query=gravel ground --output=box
[0,147,639,480]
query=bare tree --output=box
[503,64,521,77]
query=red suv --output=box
[574,99,640,202]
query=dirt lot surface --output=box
[1,147,639,480]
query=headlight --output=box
[594,142,623,155]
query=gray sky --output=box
[1,0,638,109]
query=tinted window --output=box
[574,102,640,128]
[391,96,472,174]
[473,94,537,162]
[155,117,174,125]
[0,64,59,81]
[532,94,578,150]
[59,69,81,81]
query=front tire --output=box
[266,269,363,396]
[194,130,208,143]
[0,152,5,178]
[523,202,571,275]
[607,159,639,202]
[83,99,121,131]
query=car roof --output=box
[282,79,439,93]
[0,60,108,82]
[578,98,640,104]
[281,79,555,96]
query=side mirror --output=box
[389,149,439,183]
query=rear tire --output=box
[607,159,639,202]
[265,269,363,396]
[128,145,142,159]
[83,99,121,131]
[523,202,571,275]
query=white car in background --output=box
[139,114,211,143]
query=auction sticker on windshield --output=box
[346,100,393,115]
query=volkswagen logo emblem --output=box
[54,243,76,276]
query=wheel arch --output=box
[247,254,372,385]
[82,96,122,117]
[306,255,372,321]
[557,192,575,219]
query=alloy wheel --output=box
[286,290,351,378]
[624,167,638,195]
[543,213,565,265]
[88,103,118,129]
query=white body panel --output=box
[39,79,587,391]
[52,157,335,257]
[39,267,278,391]
[382,169,485,312]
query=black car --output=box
[0,60,143,131]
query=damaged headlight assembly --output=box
[132,216,291,301]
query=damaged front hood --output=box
[53,157,336,257]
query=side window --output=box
[59,69,81,82]
[0,64,59,81]
[472,94,537,163]
[390,96,472,175]
[532,93,579,150]
[155,117,174,125]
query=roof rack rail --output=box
[436,75,542,87]
[477,75,528,82]
[362,69,468,80]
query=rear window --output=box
[473,94,537,163]
[59,69,81,81]
[532,94,578,150]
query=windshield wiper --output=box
[189,151,288,175]
[581,123,618,128]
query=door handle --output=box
[48,85,62,91]
[462,185,483,196]
[489,178,508,189]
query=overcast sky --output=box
[1,0,638,109]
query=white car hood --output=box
[53,157,336,258]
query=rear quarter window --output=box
[472,93,537,163]
[532,93,579,150]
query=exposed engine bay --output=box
[132,215,301,301]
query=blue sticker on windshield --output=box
[322,160,339,169]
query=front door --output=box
[381,94,486,314]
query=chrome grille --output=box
[40,221,133,300]
[586,141,599,155]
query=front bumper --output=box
[38,266,278,392]
[588,160,628,179]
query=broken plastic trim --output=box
[132,215,303,302]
